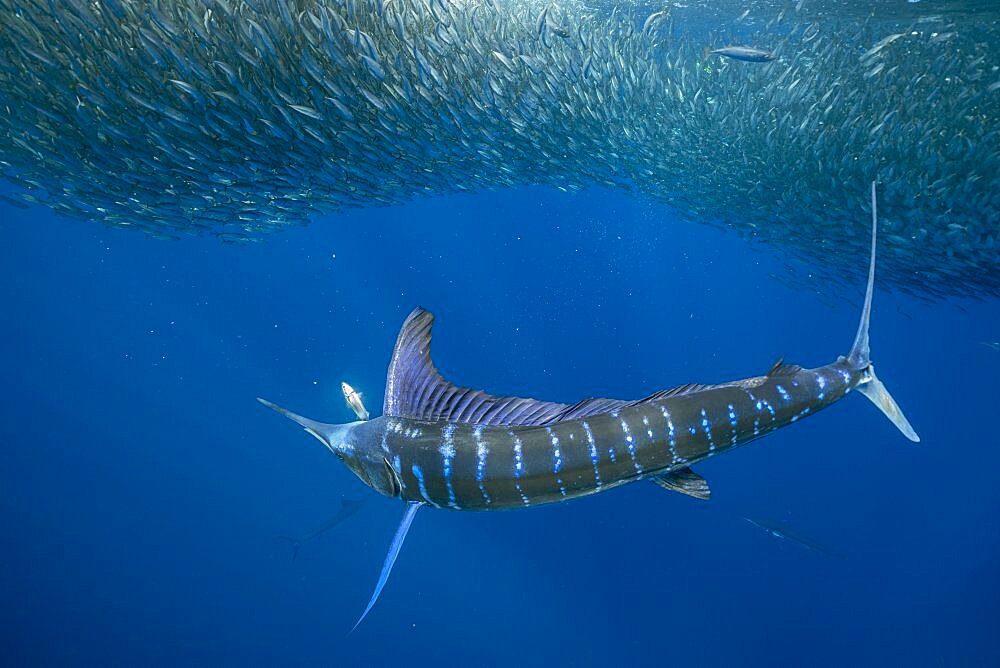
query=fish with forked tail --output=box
[279,499,363,561]
[744,517,845,559]
[710,45,777,62]
[260,183,917,629]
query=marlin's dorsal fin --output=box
[651,468,711,500]
[383,308,574,426]
[384,308,734,426]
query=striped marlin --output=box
[259,183,918,629]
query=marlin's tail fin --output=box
[847,182,919,443]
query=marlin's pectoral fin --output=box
[351,501,422,633]
[651,468,711,500]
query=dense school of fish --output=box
[0,0,997,297]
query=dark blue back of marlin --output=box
[260,183,918,628]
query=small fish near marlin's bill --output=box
[710,46,777,62]
[342,382,370,421]
[980,341,1000,353]
[259,183,918,628]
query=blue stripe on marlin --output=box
[259,182,918,628]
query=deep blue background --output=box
[1,185,997,666]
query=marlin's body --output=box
[345,357,858,510]
[260,183,918,628]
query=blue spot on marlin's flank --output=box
[728,403,738,445]
[620,418,642,473]
[474,427,487,482]
[412,464,432,505]
[512,433,524,478]
[546,427,567,496]
[509,431,530,505]
[547,427,562,475]
[473,426,491,505]
[761,399,776,418]
[582,421,601,487]
[776,384,791,402]
[700,408,715,450]
[442,463,457,507]
[440,423,458,509]
[659,405,679,463]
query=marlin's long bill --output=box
[259,182,918,628]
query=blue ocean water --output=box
[1,184,997,666]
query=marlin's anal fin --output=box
[351,501,422,633]
[651,468,711,500]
